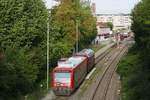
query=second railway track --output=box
[91,44,128,100]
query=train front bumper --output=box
[53,87,73,96]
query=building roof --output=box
[97,22,109,28]
[96,13,130,16]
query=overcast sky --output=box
[44,0,140,14]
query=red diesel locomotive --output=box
[52,49,95,95]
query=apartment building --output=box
[97,14,132,31]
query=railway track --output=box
[53,45,116,100]
[104,46,128,100]
[52,43,128,100]
[91,44,128,100]
[78,44,123,100]
[95,43,116,64]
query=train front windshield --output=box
[54,72,71,87]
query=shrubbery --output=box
[117,0,150,100]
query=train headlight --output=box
[53,83,56,87]
[60,84,63,86]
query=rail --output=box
[91,45,128,100]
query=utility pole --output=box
[47,14,50,91]
[75,0,79,53]
[46,0,54,91]
[76,20,79,53]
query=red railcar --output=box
[75,49,95,72]
[52,49,95,96]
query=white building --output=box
[97,14,131,31]
[94,22,112,43]
[97,22,111,35]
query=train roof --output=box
[57,56,86,68]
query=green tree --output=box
[118,0,150,100]
[0,0,48,99]
[49,0,97,66]
[0,47,39,99]
[107,22,113,30]
[131,0,150,49]
[0,0,47,48]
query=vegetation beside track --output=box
[90,44,105,52]
[117,0,150,99]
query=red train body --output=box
[75,49,95,72]
[52,49,95,95]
